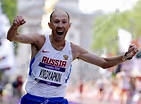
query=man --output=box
[7,10,138,104]
[12,75,23,103]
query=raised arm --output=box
[7,16,39,44]
[72,43,138,69]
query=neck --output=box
[49,35,65,51]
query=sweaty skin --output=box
[7,10,139,69]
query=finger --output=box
[20,20,26,25]
[133,49,138,53]
[17,16,24,24]
[130,47,138,57]
[129,44,137,51]
[13,16,20,25]
[129,44,134,50]
[13,16,26,26]
[16,16,21,23]
[18,16,23,21]
[18,16,26,25]
[13,19,19,25]
[128,47,133,53]
[126,45,138,58]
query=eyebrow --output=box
[54,18,67,21]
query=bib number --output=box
[35,62,66,86]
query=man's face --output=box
[48,11,71,41]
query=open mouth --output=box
[56,31,64,36]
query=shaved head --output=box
[50,10,70,22]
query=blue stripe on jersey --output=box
[29,57,35,75]
[65,65,72,83]
[38,62,66,72]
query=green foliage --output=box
[130,0,141,38]
[92,0,141,54]
[1,0,17,23]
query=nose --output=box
[58,22,63,28]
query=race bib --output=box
[35,62,66,86]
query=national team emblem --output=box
[63,55,68,60]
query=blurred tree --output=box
[130,0,141,39]
[1,0,17,23]
[92,0,141,55]
[1,0,18,55]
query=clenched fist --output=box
[122,44,139,61]
[12,16,26,28]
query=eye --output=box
[62,21,67,24]
[54,20,59,24]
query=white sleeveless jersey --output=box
[25,35,73,98]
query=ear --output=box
[68,22,71,29]
[48,22,52,29]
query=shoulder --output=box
[32,33,46,49]
[70,42,88,60]
[33,33,46,41]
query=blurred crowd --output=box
[0,8,24,104]
[66,55,141,104]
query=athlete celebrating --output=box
[7,10,138,104]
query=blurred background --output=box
[0,0,141,104]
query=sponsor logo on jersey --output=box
[42,50,49,53]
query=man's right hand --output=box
[7,16,26,41]
[12,16,26,28]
